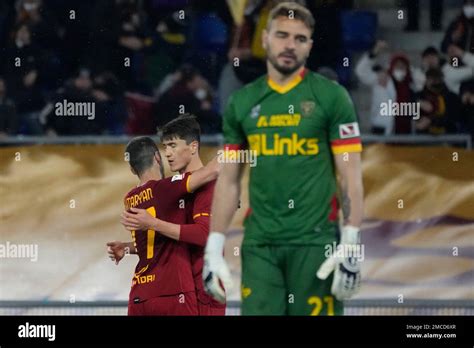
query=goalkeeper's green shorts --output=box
[240,244,343,316]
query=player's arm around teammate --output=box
[119,155,221,240]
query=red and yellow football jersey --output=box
[124,173,194,301]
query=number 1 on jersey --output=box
[146,207,156,259]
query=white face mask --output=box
[463,5,474,18]
[194,88,207,100]
[392,69,407,82]
[23,2,39,12]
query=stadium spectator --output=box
[45,69,107,135]
[0,78,18,136]
[92,71,127,134]
[217,0,270,114]
[441,0,474,53]
[155,65,221,134]
[14,0,60,51]
[442,44,474,94]
[144,11,189,90]
[405,46,444,99]
[388,53,419,134]
[46,0,96,79]
[355,40,417,134]
[421,46,443,72]
[87,0,152,91]
[4,23,45,134]
[415,68,461,134]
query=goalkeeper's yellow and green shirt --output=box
[223,68,362,246]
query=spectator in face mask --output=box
[154,65,221,134]
[415,68,461,134]
[388,54,417,134]
[441,0,474,54]
[356,41,417,135]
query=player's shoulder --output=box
[229,75,267,103]
[306,70,352,104]
[306,70,345,92]
[124,180,159,198]
[157,173,189,189]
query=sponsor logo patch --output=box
[339,122,360,139]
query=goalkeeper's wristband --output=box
[206,232,226,254]
[341,225,361,245]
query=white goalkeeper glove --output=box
[316,225,362,301]
[203,232,233,303]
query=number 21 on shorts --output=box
[308,295,335,316]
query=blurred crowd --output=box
[356,0,474,137]
[0,0,472,139]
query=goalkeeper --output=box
[204,2,364,315]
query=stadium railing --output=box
[0,300,472,316]
[0,134,471,149]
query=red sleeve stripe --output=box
[224,144,244,151]
[331,138,362,146]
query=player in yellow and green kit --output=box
[203,2,364,315]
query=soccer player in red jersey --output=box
[120,115,226,315]
[107,136,218,315]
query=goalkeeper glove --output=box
[316,225,362,300]
[203,232,233,303]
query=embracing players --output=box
[203,2,364,315]
[107,134,219,315]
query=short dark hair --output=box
[267,2,315,34]
[422,46,439,57]
[160,114,201,146]
[125,136,159,176]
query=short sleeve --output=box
[191,183,214,220]
[155,172,192,201]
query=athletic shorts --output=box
[196,289,226,316]
[128,291,198,316]
[241,244,343,316]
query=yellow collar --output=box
[267,69,306,94]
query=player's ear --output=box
[262,29,268,50]
[190,140,199,155]
[154,151,161,165]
